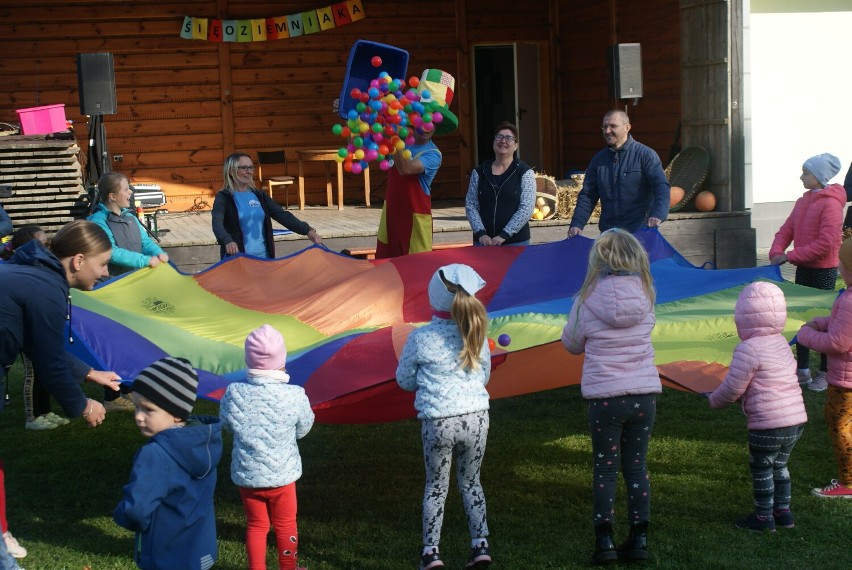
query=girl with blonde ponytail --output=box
[396,264,494,570]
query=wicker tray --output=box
[667,146,711,212]
[532,173,558,220]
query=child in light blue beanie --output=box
[769,152,846,390]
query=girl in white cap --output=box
[396,264,492,570]
[220,325,315,570]
[769,152,845,391]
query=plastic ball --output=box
[351,162,363,174]
[350,88,362,100]
[337,147,348,158]
[432,112,443,124]
[354,149,365,160]
[488,338,496,351]
[408,76,420,88]
[331,124,343,136]
[352,136,364,148]
[371,56,382,67]
[497,334,511,347]
[379,159,391,171]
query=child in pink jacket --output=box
[797,238,852,498]
[562,228,661,565]
[769,153,844,390]
[709,281,807,532]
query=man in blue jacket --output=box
[568,110,670,236]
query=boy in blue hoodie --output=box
[114,357,223,570]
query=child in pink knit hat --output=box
[220,325,315,570]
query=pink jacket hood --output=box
[561,275,661,399]
[709,282,806,430]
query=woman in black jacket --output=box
[465,122,536,246]
[211,153,322,259]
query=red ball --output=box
[488,338,496,351]
[371,56,382,67]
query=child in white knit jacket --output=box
[220,324,315,570]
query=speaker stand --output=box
[85,115,111,212]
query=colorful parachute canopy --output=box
[68,230,835,423]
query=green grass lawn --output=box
[1,361,849,569]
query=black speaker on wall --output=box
[77,52,117,115]
[608,43,643,99]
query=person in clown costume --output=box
[375,69,458,259]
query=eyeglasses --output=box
[494,134,516,142]
[601,124,624,131]
[237,165,255,171]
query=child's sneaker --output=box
[25,415,57,431]
[44,412,70,426]
[772,508,794,528]
[3,530,27,558]
[734,512,776,532]
[811,479,852,498]
[796,368,812,386]
[466,541,492,568]
[807,371,828,392]
[420,547,444,570]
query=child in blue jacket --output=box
[114,357,222,570]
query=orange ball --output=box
[695,191,716,212]
[670,186,685,207]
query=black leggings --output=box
[795,266,837,371]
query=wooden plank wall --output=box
[559,0,681,173]
[0,1,685,215]
[0,0,461,212]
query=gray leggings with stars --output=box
[588,394,657,526]
[420,410,490,547]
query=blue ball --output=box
[497,334,511,347]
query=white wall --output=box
[746,1,852,245]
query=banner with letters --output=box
[181,0,365,42]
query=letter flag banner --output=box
[181,0,365,42]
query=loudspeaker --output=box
[608,43,643,99]
[77,53,117,115]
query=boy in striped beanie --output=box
[114,357,223,570]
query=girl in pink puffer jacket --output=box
[769,153,845,390]
[562,228,660,565]
[796,237,852,499]
[708,281,806,532]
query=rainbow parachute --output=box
[68,230,834,423]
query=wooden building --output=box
[0,0,751,264]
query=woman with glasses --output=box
[212,153,322,259]
[465,122,535,246]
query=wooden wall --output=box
[0,0,684,213]
[559,0,682,172]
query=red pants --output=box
[239,483,299,570]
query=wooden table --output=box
[295,149,371,210]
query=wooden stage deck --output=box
[151,200,762,275]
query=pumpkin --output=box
[670,186,685,207]
[695,191,716,212]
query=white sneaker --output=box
[25,416,57,430]
[43,412,70,426]
[104,394,136,412]
[796,368,812,386]
[808,371,828,392]
[3,531,27,558]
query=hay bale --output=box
[555,173,600,221]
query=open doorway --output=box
[472,43,542,170]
